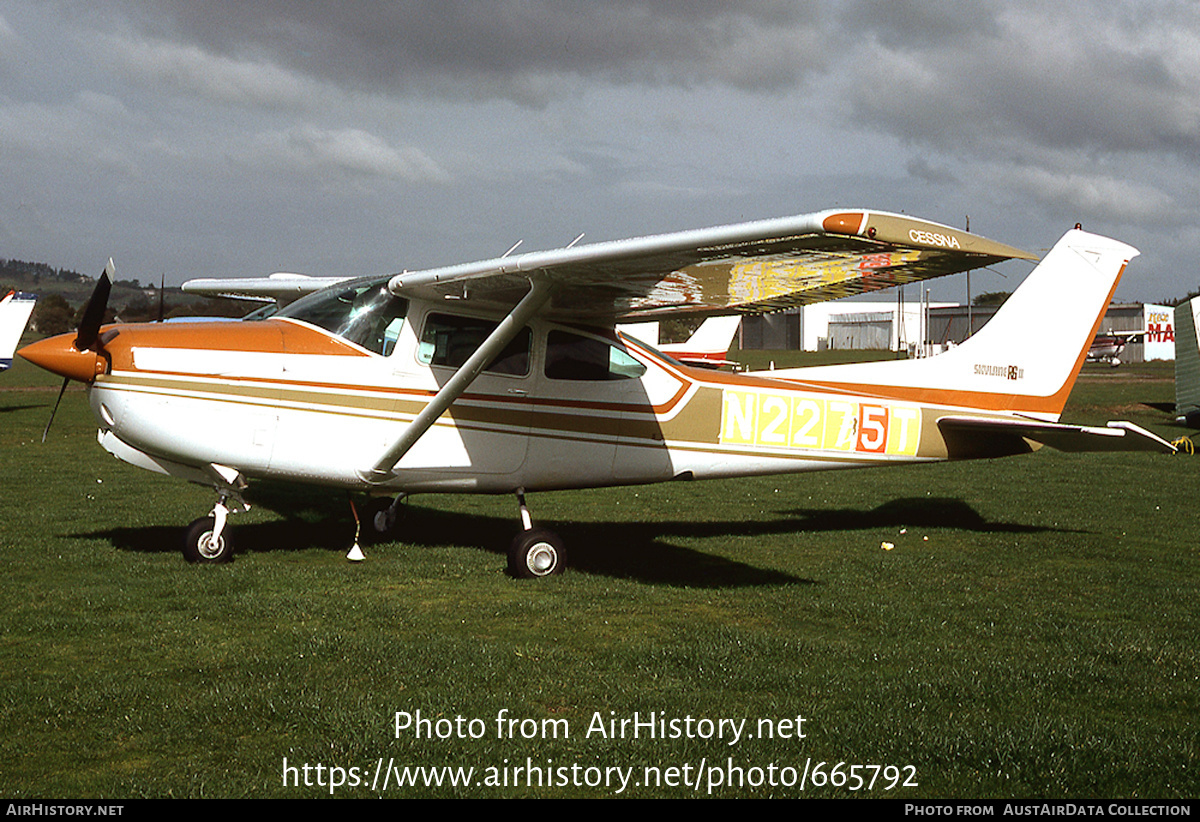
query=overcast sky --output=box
[2,1,1197,304]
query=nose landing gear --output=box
[183,492,246,564]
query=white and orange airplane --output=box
[1,290,37,372]
[18,209,1174,576]
[1086,330,1143,366]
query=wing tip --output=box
[821,211,870,236]
[821,209,1037,262]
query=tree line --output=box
[2,257,252,337]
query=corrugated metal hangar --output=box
[738,301,1176,362]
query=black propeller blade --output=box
[75,261,114,351]
[41,377,69,444]
[42,260,115,442]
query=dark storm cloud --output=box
[838,0,1200,160]
[3,1,1198,298]
[118,0,831,102]
[73,0,1200,162]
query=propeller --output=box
[41,260,116,442]
[41,378,69,443]
[75,263,113,351]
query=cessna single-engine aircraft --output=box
[1086,330,1143,366]
[18,209,1175,577]
[1,290,37,372]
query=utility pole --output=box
[965,215,973,340]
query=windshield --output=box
[277,277,408,355]
[240,303,278,321]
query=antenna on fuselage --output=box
[347,497,365,562]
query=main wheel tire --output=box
[364,496,403,541]
[183,516,235,564]
[508,529,566,578]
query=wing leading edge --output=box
[387,209,1037,321]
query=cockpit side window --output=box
[545,330,647,381]
[417,313,531,376]
[277,280,408,356]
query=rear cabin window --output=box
[277,280,408,356]
[545,330,647,381]
[417,313,531,376]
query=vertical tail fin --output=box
[659,315,742,367]
[937,228,1136,417]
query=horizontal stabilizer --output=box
[938,416,1176,459]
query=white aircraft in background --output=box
[18,209,1174,577]
[618,315,743,369]
[1,290,36,372]
[1086,330,1143,366]
[181,271,351,308]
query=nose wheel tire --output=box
[508,529,566,578]
[183,516,235,564]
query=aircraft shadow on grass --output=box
[779,497,1084,535]
[78,511,805,588]
[71,492,1076,589]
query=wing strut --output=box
[359,276,555,483]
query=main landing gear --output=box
[508,490,566,579]
[351,488,568,578]
[364,493,407,539]
[179,484,568,578]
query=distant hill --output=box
[1,257,257,337]
[0,259,95,300]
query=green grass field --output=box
[1,350,1196,798]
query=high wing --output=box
[182,273,352,305]
[386,209,1037,320]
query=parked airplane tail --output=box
[658,315,742,368]
[768,228,1137,421]
[1173,297,1200,427]
[0,290,37,371]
